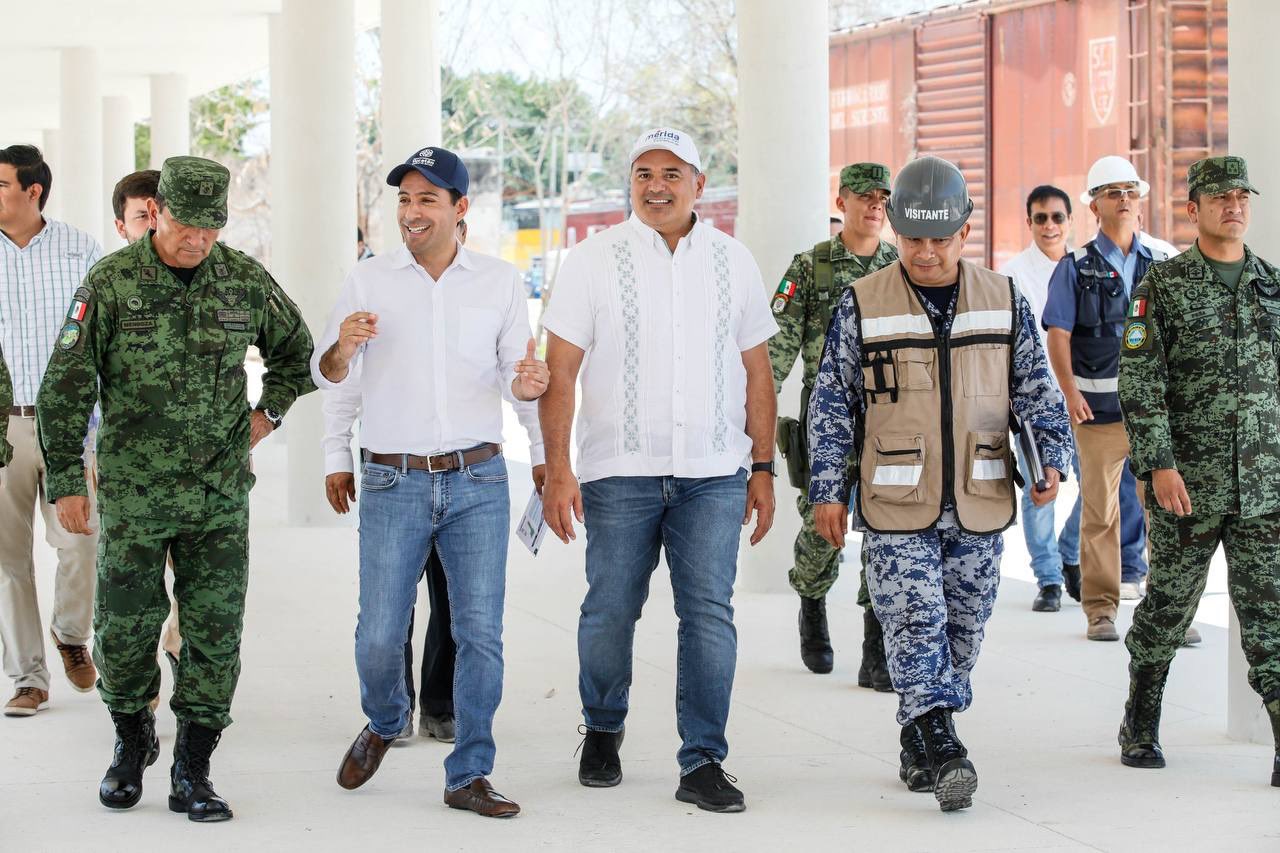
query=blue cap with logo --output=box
[386,146,469,196]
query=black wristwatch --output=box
[750,461,776,476]
[259,408,283,429]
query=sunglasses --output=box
[1094,187,1141,201]
[1031,212,1068,225]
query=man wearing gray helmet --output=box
[807,156,1072,812]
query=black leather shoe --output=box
[1118,664,1169,769]
[857,609,893,691]
[915,707,976,812]
[898,722,933,792]
[169,721,233,822]
[100,708,160,809]
[577,726,623,787]
[675,763,745,813]
[1062,564,1082,602]
[798,596,833,674]
[1032,584,1062,612]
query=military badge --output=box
[214,263,230,278]
[1124,322,1148,350]
[58,322,81,350]
[67,300,88,321]
[126,295,144,311]
[1128,297,1146,318]
[772,296,788,315]
[775,279,797,299]
[140,265,157,282]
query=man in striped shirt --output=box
[0,144,102,717]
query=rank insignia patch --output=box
[140,266,157,282]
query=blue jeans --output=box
[1015,445,1081,588]
[355,452,510,791]
[578,471,748,775]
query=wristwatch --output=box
[259,408,283,429]
[750,461,776,476]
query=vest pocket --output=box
[868,434,925,504]
[959,344,1006,397]
[964,431,1012,499]
[893,351,935,391]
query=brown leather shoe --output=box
[4,687,50,717]
[336,725,396,789]
[443,777,521,818]
[50,629,96,692]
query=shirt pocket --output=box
[866,433,925,505]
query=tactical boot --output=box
[99,708,160,809]
[1265,695,1280,787]
[857,609,893,692]
[169,721,233,822]
[915,707,976,812]
[1118,663,1169,769]
[898,722,934,792]
[798,596,833,674]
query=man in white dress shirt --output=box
[540,127,778,813]
[314,147,548,818]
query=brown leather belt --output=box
[362,443,502,473]
[8,405,36,418]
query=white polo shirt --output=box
[311,243,544,465]
[542,214,777,483]
[998,242,1066,336]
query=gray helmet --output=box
[884,156,974,239]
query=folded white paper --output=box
[516,489,547,556]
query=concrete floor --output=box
[2,432,1277,853]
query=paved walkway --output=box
[2,438,1275,852]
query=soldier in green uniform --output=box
[769,163,898,686]
[1117,155,1280,788]
[0,347,11,468]
[35,156,316,821]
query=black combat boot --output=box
[169,721,233,822]
[915,707,976,812]
[857,609,892,692]
[798,596,833,674]
[1264,693,1280,788]
[898,721,933,792]
[1118,664,1169,769]
[99,708,160,809]
[577,725,624,787]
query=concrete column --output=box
[41,128,64,221]
[58,48,104,243]
[735,0,830,592]
[102,96,136,251]
[1226,0,1277,744]
[271,0,356,526]
[379,0,441,252]
[149,73,190,168]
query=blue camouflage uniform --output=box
[808,281,1072,725]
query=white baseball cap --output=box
[629,127,702,172]
[1080,155,1151,203]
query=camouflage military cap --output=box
[840,163,891,194]
[158,156,229,228]
[1188,156,1259,198]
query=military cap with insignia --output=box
[158,156,230,228]
[1188,155,1260,198]
[840,162,892,194]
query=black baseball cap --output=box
[386,146,469,196]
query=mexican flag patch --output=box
[68,300,88,321]
[775,279,797,299]
[1128,297,1146,318]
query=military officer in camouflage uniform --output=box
[0,349,11,467]
[770,163,898,686]
[808,157,1073,812]
[36,156,315,821]
[1117,155,1280,788]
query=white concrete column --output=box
[1226,0,1278,744]
[102,96,136,251]
[735,0,830,593]
[271,0,357,526]
[379,0,441,252]
[41,128,64,221]
[58,48,104,243]
[149,73,190,168]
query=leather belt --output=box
[362,443,502,473]
[8,405,36,418]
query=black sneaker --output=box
[577,725,623,787]
[1062,564,1082,602]
[1032,584,1062,612]
[675,763,745,813]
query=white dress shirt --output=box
[0,219,102,405]
[542,214,777,483]
[311,243,544,466]
[998,242,1065,334]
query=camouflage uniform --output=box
[1120,156,1280,704]
[770,163,897,602]
[35,157,315,729]
[0,348,11,467]
[809,274,1072,725]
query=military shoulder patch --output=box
[57,321,82,351]
[1123,321,1149,350]
[67,299,88,322]
[775,278,798,299]
[1128,296,1147,318]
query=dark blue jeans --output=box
[578,471,748,775]
[355,453,509,790]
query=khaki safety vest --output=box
[851,259,1017,534]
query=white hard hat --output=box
[629,127,702,172]
[1080,156,1151,203]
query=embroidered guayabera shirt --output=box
[542,214,778,483]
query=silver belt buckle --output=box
[425,453,446,473]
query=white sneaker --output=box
[1119,582,1144,600]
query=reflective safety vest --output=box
[851,259,1018,534]
[1068,240,1164,424]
